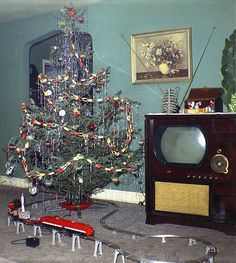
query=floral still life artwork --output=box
[131,28,192,84]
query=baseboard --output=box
[0,175,144,204]
[0,175,30,188]
[92,189,144,204]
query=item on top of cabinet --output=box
[162,87,180,114]
[184,87,223,113]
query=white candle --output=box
[21,193,25,213]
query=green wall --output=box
[0,0,235,191]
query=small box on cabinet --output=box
[184,87,223,113]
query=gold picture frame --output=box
[131,27,192,84]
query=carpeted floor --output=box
[0,185,235,263]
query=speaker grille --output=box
[155,182,209,216]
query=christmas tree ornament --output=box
[5,161,16,176]
[95,163,102,169]
[58,20,65,28]
[29,186,37,195]
[59,109,66,117]
[78,177,83,184]
[138,140,144,146]
[8,144,16,150]
[73,108,80,117]
[87,122,96,131]
[45,90,52,96]
[58,96,64,101]
[67,7,77,17]
[16,147,21,153]
[25,142,30,149]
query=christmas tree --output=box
[6,6,143,205]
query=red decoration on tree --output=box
[74,109,79,117]
[95,163,102,169]
[67,7,77,17]
[87,122,96,131]
[21,103,27,110]
[8,144,16,150]
[57,167,64,174]
[88,134,95,139]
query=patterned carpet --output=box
[0,185,235,263]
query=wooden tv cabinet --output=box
[145,113,236,235]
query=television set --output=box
[145,113,236,235]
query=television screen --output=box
[155,125,207,165]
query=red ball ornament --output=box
[74,109,79,117]
[87,122,96,131]
[57,167,64,174]
[105,96,111,102]
[95,163,102,169]
[88,134,95,139]
[21,103,27,110]
[67,7,76,17]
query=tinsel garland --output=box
[14,94,136,178]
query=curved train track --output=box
[8,198,218,263]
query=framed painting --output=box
[131,27,192,84]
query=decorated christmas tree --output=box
[5,6,143,205]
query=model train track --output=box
[8,198,218,263]
[93,201,218,263]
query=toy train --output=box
[8,199,94,237]
[39,216,94,237]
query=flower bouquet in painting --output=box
[140,38,184,76]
